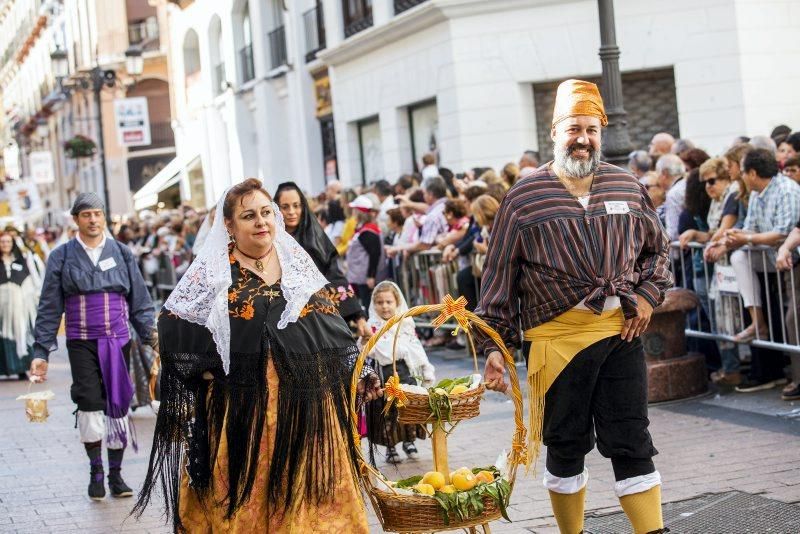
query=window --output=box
[267,0,287,70]
[394,0,427,15]
[303,1,326,62]
[358,117,383,186]
[239,4,255,82]
[342,0,372,38]
[408,100,438,173]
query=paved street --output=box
[1,341,799,533]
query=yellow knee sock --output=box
[619,484,664,534]
[548,485,586,534]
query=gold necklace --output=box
[236,245,272,272]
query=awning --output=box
[133,153,198,210]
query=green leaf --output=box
[435,378,454,390]
[395,474,423,489]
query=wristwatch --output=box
[746,234,753,245]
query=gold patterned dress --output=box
[136,258,368,533]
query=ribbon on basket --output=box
[432,295,470,336]
[382,374,408,416]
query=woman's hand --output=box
[355,317,371,339]
[678,229,696,250]
[357,372,383,403]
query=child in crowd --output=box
[365,281,435,464]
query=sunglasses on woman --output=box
[702,177,720,187]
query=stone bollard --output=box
[641,288,708,403]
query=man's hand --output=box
[703,242,726,263]
[776,245,794,271]
[621,295,654,342]
[30,358,48,382]
[723,229,751,249]
[366,277,375,289]
[483,351,508,393]
[357,372,384,403]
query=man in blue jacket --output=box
[30,192,156,500]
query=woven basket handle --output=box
[349,299,528,488]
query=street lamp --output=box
[50,45,144,213]
[597,0,633,166]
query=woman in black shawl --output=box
[134,180,381,532]
[274,182,370,337]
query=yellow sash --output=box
[522,307,624,468]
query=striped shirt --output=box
[476,162,673,354]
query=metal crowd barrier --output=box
[671,241,800,354]
[397,249,461,329]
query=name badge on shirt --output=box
[11,263,23,271]
[604,201,630,215]
[98,257,117,271]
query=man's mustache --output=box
[568,143,594,154]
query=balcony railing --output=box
[344,13,373,38]
[214,61,226,95]
[268,25,288,70]
[128,18,160,51]
[303,4,326,62]
[129,121,175,152]
[239,43,255,83]
[394,0,428,14]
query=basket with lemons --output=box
[383,464,512,525]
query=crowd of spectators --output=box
[10,124,800,402]
[631,127,800,400]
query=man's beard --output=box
[553,142,600,178]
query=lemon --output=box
[449,467,471,480]
[451,471,477,491]
[475,470,495,485]
[422,471,446,490]
[438,484,457,494]
[413,483,435,496]
[450,384,469,395]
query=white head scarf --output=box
[164,185,329,374]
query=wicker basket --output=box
[350,297,527,533]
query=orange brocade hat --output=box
[551,79,608,127]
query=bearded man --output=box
[478,80,673,534]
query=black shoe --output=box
[17,372,28,381]
[386,446,402,465]
[735,377,788,393]
[108,472,133,498]
[782,382,800,401]
[402,441,419,460]
[88,476,106,500]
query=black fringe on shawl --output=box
[132,350,223,532]
[219,351,267,518]
[267,342,361,515]
[133,341,362,531]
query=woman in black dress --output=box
[274,182,370,338]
